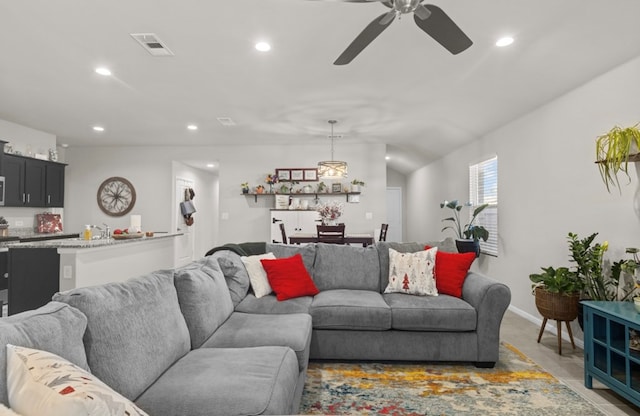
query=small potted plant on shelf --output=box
[241,182,250,194]
[317,181,327,193]
[350,179,365,192]
[255,185,265,194]
[265,174,278,194]
[440,200,489,257]
[595,123,640,193]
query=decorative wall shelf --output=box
[595,153,640,164]
[242,192,360,203]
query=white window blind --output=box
[469,156,498,256]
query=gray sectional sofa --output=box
[0,239,511,415]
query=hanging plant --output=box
[595,123,640,193]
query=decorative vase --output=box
[256,188,264,194]
[242,188,249,194]
[0,225,8,237]
[456,239,480,257]
[351,184,360,193]
[322,218,337,226]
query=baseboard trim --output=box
[507,304,584,349]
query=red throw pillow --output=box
[260,254,319,301]
[425,245,476,298]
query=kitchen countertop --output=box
[0,228,79,246]
[5,232,182,249]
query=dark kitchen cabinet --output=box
[45,163,65,207]
[2,154,65,207]
[0,251,7,291]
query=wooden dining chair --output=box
[279,223,288,244]
[379,224,389,242]
[317,224,346,245]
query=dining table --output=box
[288,233,375,247]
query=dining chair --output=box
[279,223,288,244]
[379,224,389,242]
[317,224,346,245]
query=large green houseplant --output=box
[595,123,640,193]
[440,200,489,256]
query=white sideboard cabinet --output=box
[270,210,321,243]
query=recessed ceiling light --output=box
[496,36,514,47]
[61,144,69,148]
[187,124,198,131]
[93,126,105,132]
[206,163,214,168]
[95,67,112,76]
[255,42,271,52]
[385,156,390,160]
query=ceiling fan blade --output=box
[413,4,472,55]
[334,12,396,65]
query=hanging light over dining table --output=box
[318,119,348,179]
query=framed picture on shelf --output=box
[331,183,342,193]
[276,169,291,181]
[276,168,318,182]
[303,169,318,181]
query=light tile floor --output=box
[502,310,640,415]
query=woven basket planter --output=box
[534,287,580,321]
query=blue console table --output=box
[582,301,640,408]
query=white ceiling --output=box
[1,0,640,174]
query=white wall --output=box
[386,167,407,240]
[64,142,387,251]
[406,55,640,336]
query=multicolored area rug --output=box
[300,343,603,415]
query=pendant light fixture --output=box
[318,119,348,179]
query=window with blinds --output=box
[469,156,498,256]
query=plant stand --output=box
[534,287,579,355]
[537,317,576,355]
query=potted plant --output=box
[317,181,327,193]
[529,266,582,353]
[567,232,640,329]
[255,185,265,194]
[595,123,640,193]
[350,179,365,192]
[440,200,489,257]
[241,182,250,194]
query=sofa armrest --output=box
[461,272,511,363]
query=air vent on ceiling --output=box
[217,117,236,126]
[130,33,174,57]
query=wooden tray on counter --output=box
[111,233,144,240]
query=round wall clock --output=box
[97,176,137,217]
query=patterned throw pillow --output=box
[6,345,148,416]
[241,252,276,298]
[383,247,438,296]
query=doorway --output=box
[386,187,403,242]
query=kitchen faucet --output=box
[91,223,111,239]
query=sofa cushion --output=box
[135,347,299,416]
[0,302,89,407]
[311,289,391,330]
[383,247,438,296]
[376,238,456,291]
[235,293,313,314]
[174,256,234,349]
[266,243,316,277]
[210,250,250,307]
[313,244,380,291]
[202,312,312,371]
[53,270,191,401]
[383,293,477,331]
[241,252,276,298]
[426,246,476,298]
[261,254,320,301]
[6,345,148,416]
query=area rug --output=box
[300,343,603,415]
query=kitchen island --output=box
[5,233,182,315]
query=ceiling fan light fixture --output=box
[318,120,348,179]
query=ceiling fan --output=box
[330,0,472,65]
